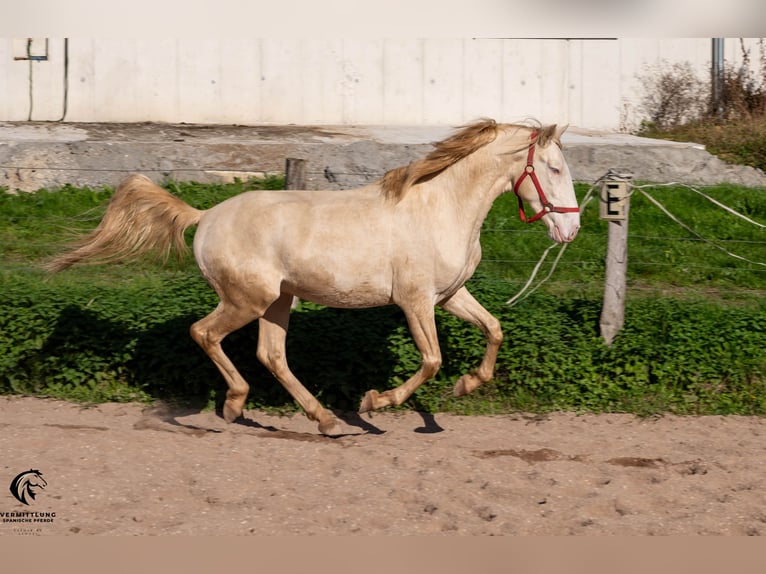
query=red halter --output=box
[512,131,580,224]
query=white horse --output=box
[47,119,580,436]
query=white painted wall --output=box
[1,38,762,130]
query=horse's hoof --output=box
[222,402,242,423]
[318,417,344,437]
[358,390,380,414]
[453,375,479,397]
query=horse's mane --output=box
[379,118,561,202]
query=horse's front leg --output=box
[359,303,442,413]
[438,286,503,396]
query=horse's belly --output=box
[287,275,393,309]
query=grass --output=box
[480,181,766,300]
[0,177,284,281]
[3,178,763,299]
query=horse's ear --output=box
[540,123,567,147]
[537,124,558,146]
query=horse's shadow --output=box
[226,408,388,437]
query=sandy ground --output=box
[1,395,765,536]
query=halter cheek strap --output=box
[512,131,580,224]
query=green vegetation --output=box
[1,178,764,416]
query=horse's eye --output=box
[549,166,561,175]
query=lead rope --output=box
[505,182,597,306]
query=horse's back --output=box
[193,186,399,306]
[196,186,388,252]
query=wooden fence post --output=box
[599,171,633,345]
[285,158,307,190]
[284,158,307,310]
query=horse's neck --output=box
[433,151,514,231]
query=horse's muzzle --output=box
[550,222,580,244]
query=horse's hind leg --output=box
[257,292,344,436]
[439,286,503,396]
[189,299,266,423]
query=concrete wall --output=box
[1,38,762,130]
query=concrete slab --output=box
[1,122,765,192]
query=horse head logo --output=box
[9,469,47,505]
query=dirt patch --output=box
[1,396,765,535]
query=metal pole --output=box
[711,38,725,118]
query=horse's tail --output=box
[45,174,204,273]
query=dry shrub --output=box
[637,39,766,171]
[718,39,766,120]
[638,60,708,130]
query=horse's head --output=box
[508,124,580,244]
[10,469,47,505]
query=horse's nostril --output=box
[569,228,579,242]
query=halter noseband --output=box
[512,131,580,224]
